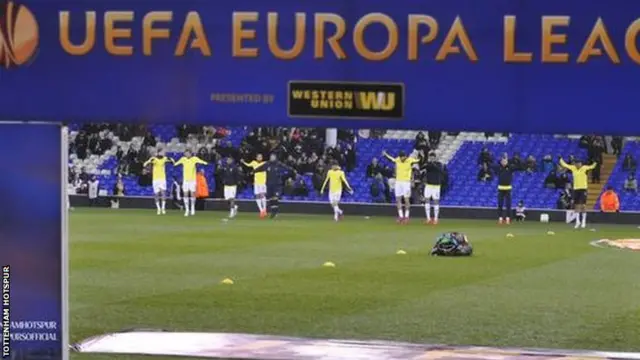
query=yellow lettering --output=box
[268,13,306,60]
[59,11,96,55]
[541,16,570,63]
[142,11,172,56]
[358,92,395,110]
[577,18,620,64]
[435,17,478,62]
[625,19,640,65]
[233,12,259,57]
[104,11,134,56]
[314,13,346,59]
[353,13,398,61]
[503,16,532,63]
[175,12,211,56]
[408,15,438,61]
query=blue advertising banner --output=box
[0,0,639,134]
[0,123,65,360]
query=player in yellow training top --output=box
[174,150,208,217]
[241,154,268,218]
[143,150,174,215]
[321,161,354,221]
[559,157,597,229]
[383,150,420,224]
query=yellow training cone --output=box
[323,261,336,268]
[221,278,234,285]
[396,250,407,255]
[547,231,555,236]
[506,233,515,238]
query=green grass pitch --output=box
[70,208,640,359]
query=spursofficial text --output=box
[57,11,640,64]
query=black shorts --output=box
[573,189,587,205]
[267,185,282,199]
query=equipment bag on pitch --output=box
[431,232,473,256]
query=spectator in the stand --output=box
[370,174,386,203]
[283,177,295,197]
[600,186,620,213]
[525,155,537,174]
[98,132,113,155]
[478,147,493,166]
[579,135,593,150]
[78,167,90,183]
[612,136,623,157]
[414,132,429,153]
[293,175,309,197]
[366,158,384,178]
[477,163,492,182]
[555,169,570,189]
[285,154,298,173]
[143,132,156,148]
[428,131,442,148]
[198,147,212,163]
[75,131,89,160]
[344,144,356,172]
[541,155,554,173]
[567,154,576,165]
[544,170,557,189]
[557,183,573,210]
[588,137,605,183]
[509,153,523,171]
[116,146,124,162]
[138,167,152,187]
[623,153,637,172]
[111,175,125,209]
[624,173,637,192]
[312,161,326,193]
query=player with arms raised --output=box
[220,157,241,219]
[174,150,208,217]
[241,154,267,218]
[559,157,597,228]
[383,150,420,224]
[321,161,354,221]
[143,150,174,215]
[421,152,444,224]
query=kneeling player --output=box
[221,157,240,218]
[321,162,354,221]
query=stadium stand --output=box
[598,141,640,211]
[69,125,632,210]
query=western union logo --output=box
[288,81,404,119]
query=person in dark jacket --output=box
[477,163,492,182]
[491,158,516,224]
[170,176,183,210]
[255,154,295,218]
[220,157,242,218]
[623,153,637,172]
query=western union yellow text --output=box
[292,90,396,112]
